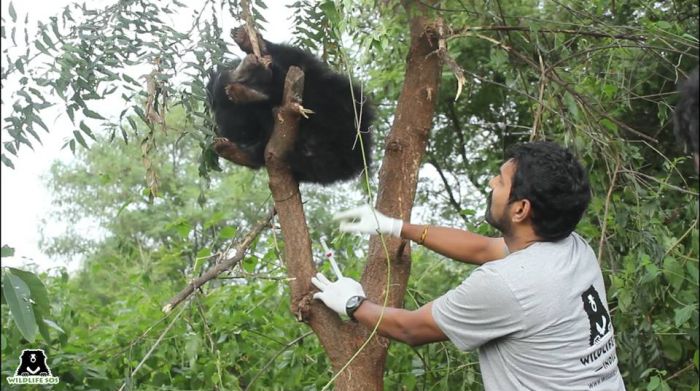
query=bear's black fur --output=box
[206,33,374,184]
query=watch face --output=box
[345,296,362,309]
[347,296,361,307]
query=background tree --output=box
[1,0,698,390]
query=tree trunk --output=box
[265,4,442,390]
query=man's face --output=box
[485,159,517,234]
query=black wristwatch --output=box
[346,296,366,321]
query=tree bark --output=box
[345,7,442,390]
[264,4,442,388]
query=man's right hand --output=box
[333,205,403,237]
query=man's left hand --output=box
[311,273,365,317]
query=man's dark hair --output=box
[673,67,699,156]
[506,141,591,241]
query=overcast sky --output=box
[0,0,294,273]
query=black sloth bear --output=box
[206,29,374,184]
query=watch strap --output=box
[346,296,366,321]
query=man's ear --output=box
[511,199,531,223]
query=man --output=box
[673,67,699,172]
[312,141,625,390]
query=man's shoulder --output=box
[481,232,597,277]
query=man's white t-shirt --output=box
[432,232,625,390]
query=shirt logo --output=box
[581,285,611,345]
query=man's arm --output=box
[334,205,508,265]
[352,300,448,347]
[401,223,507,265]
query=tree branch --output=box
[450,25,646,42]
[597,159,620,267]
[427,157,469,225]
[162,207,274,313]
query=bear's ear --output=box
[225,82,269,103]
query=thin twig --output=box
[194,295,216,354]
[427,157,469,225]
[222,274,296,281]
[598,159,621,265]
[118,304,187,391]
[162,207,275,313]
[665,362,696,382]
[662,220,699,259]
[530,49,548,141]
[240,0,262,58]
[620,169,699,196]
[244,331,314,391]
[450,25,646,41]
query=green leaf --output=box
[122,74,138,85]
[1,154,16,169]
[647,375,660,390]
[37,314,51,343]
[8,268,50,315]
[15,58,24,74]
[35,41,47,54]
[43,319,65,334]
[674,304,695,327]
[196,248,212,260]
[173,221,191,238]
[67,106,75,124]
[242,257,256,273]
[185,334,202,360]
[194,248,212,276]
[600,118,618,133]
[33,115,49,133]
[9,2,17,22]
[2,271,38,342]
[218,226,237,240]
[73,130,88,148]
[660,335,683,361]
[83,108,106,120]
[41,30,53,50]
[563,92,579,119]
[1,244,15,257]
[656,21,672,30]
[662,257,684,290]
[602,84,617,99]
[319,1,340,26]
[459,209,476,216]
[79,121,97,140]
[8,268,52,344]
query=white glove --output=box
[333,204,403,237]
[311,272,365,317]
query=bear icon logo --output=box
[581,285,612,346]
[6,349,59,385]
[14,349,52,377]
